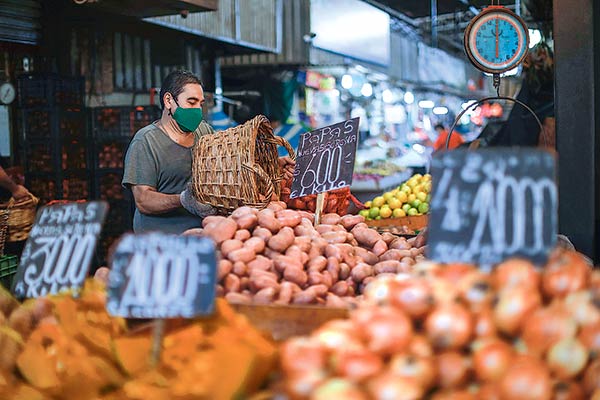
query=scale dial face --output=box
[0,82,15,105]
[464,6,529,74]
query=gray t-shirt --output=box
[122,121,214,234]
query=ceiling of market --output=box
[373,0,517,19]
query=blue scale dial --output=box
[464,6,529,74]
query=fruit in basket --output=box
[363,174,432,219]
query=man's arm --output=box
[0,167,31,200]
[130,184,182,215]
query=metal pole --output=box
[515,0,521,16]
[431,0,438,48]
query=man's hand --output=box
[180,185,217,217]
[11,185,32,201]
[278,156,295,181]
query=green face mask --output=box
[171,98,203,133]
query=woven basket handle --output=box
[7,193,39,210]
[242,163,275,203]
[266,135,296,161]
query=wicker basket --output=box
[0,194,39,242]
[191,115,295,214]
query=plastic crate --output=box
[61,141,88,170]
[61,173,90,200]
[21,107,87,141]
[95,141,126,169]
[91,106,161,139]
[97,172,125,200]
[26,141,55,173]
[0,255,18,289]
[18,73,84,107]
[26,175,58,204]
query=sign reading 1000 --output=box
[290,118,359,199]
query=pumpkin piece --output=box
[120,370,170,399]
[6,384,46,400]
[51,297,79,336]
[89,356,126,389]
[16,341,60,390]
[75,321,114,360]
[0,284,18,317]
[162,324,205,372]
[59,358,106,400]
[112,335,152,376]
[170,351,214,398]
[78,279,108,311]
[237,328,277,394]
[0,326,24,371]
[7,304,35,339]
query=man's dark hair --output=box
[160,70,202,110]
[434,123,445,131]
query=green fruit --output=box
[369,207,380,219]
[402,204,411,213]
[411,199,421,208]
[416,192,427,202]
[359,209,370,218]
[418,202,430,214]
[407,207,418,216]
[426,194,431,203]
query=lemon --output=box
[383,192,394,202]
[390,189,400,197]
[397,191,408,203]
[400,185,411,194]
[379,205,392,219]
[411,199,421,208]
[407,179,418,189]
[424,182,432,193]
[369,207,380,219]
[359,209,370,218]
[408,193,417,203]
[407,207,418,216]
[417,192,427,202]
[388,197,402,210]
[418,202,430,214]
[413,173,423,180]
[364,200,372,208]
[402,203,411,213]
[372,196,385,208]
[423,173,432,181]
[393,208,406,218]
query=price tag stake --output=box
[151,319,166,366]
[314,192,326,226]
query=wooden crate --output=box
[231,303,349,341]
[365,214,429,231]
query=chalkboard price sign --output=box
[107,233,217,319]
[290,118,359,199]
[12,201,109,299]
[427,148,557,266]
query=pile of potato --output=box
[193,202,427,307]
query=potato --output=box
[308,272,324,286]
[339,263,351,280]
[247,255,274,272]
[181,228,204,237]
[340,214,365,230]
[249,269,279,282]
[224,274,241,293]
[8,307,34,338]
[274,255,303,273]
[372,240,388,257]
[374,260,402,274]
[321,271,334,288]
[267,201,287,212]
[258,209,282,233]
[326,257,340,281]
[254,287,278,304]
[268,226,295,252]
[352,227,382,248]
[311,284,328,298]
[232,261,248,276]
[316,225,335,235]
[351,263,374,283]
[410,247,422,258]
[252,227,272,242]
[381,232,396,245]
[326,293,348,308]
[414,228,428,248]
[240,277,250,291]
[249,275,279,292]
[307,256,327,272]
[221,239,244,256]
[293,236,312,253]
[380,249,412,262]
[231,206,258,219]
[245,237,266,254]
[390,237,411,250]
[398,262,413,273]
[297,211,315,223]
[264,247,283,261]
[283,267,308,287]
[321,213,342,225]
[236,214,258,230]
[216,285,225,297]
[324,244,343,260]
[293,288,317,304]
[401,257,416,266]
[205,218,238,244]
[228,247,256,264]
[276,209,302,228]
[331,281,349,297]
[321,231,347,244]
[218,259,233,281]
[354,247,379,265]
[353,222,369,230]
[234,229,252,241]
[225,292,252,304]
[202,215,226,228]
[285,245,309,266]
[276,282,295,304]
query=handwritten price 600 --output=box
[292,147,346,198]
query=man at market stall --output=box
[123,70,294,234]
[432,123,464,151]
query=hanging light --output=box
[361,83,373,97]
[341,74,353,89]
[418,100,435,109]
[433,106,449,115]
[404,91,415,104]
[382,89,394,103]
[529,29,542,48]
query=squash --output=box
[112,335,153,376]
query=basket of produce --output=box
[191,115,295,214]
[0,194,39,242]
[279,177,365,216]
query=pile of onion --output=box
[278,249,600,399]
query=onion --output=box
[389,278,434,319]
[472,339,514,382]
[473,307,497,338]
[435,351,470,389]
[547,338,589,379]
[542,251,590,298]
[458,272,495,312]
[430,390,478,400]
[361,306,413,355]
[564,291,600,326]
[333,348,384,382]
[583,359,600,395]
[408,334,434,358]
[314,320,364,353]
[367,373,424,400]
[437,263,477,285]
[285,369,327,398]
[521,304,578,356]
[425,303,473,350]
[551,380,585,400]
[388,353,436,390]
[312,378,369,400]
[362,276,396,305]
[431,278,460,304]
[493,286,541,336]
[493,258,540,290]
[499,355,552,400]
[476,383,502,400]
[280,337,327,374]
[578,322,600,353]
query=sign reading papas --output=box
[427,148,557,266]
[290,118,359,198]
[12,201,108,299]
[107,233,216,319]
